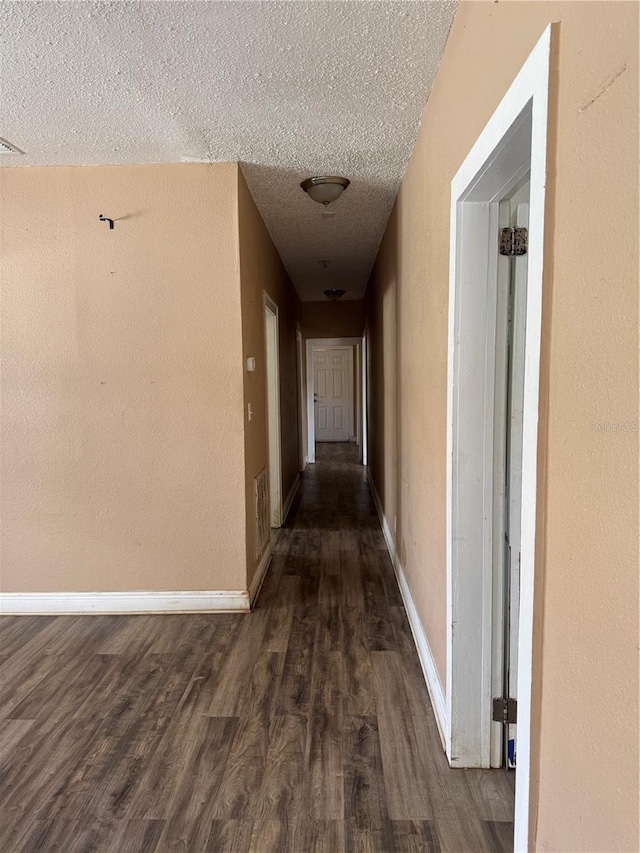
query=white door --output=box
[313,347,352,442]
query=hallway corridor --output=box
[0,445,513,852]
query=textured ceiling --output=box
[0,1,457,300]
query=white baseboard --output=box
[367,469,448,748]
[249,544,272,607]
[282,473,300,523]
[0,589,250,615]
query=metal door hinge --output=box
[493,697,518,724]
[499,227,528,256]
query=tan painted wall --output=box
[302,299,364,339]
[0,163,248,593]
[365,2,639,850]
[365,224,398,542]
[237,169,301,585]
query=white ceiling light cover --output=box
[302,177,350,206]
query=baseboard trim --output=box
[367,469,448,749]
[249,544,272,608]
[282,474,301,524]
[0,589,250,615]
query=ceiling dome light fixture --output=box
[323,289,346,301]
[301,176,350,206]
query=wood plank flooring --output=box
[0,443,514,852]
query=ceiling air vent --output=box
[0,137,23,155]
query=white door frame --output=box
[445,26,551,852]
[264,293,282,527]
[296,328,307,470]
[361,331,368,466]
[306,337,361,463]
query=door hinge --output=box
[493,697,518,724]
[499,226,528,256]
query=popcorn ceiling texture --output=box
[0,1,457,300]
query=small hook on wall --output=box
[99,214,114,230]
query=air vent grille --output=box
[0,138,23,154]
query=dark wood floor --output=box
[0,443,513,852]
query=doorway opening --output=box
[361,330,368,467]
[491,177,530,772]
[264,294,282,528]
[445,26,551,852]
[296,328,307,471]
[305,337,364,465]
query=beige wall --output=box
[1,163,248,593]
[365,2,639,851]
[237,169,301,584]
[302,299,364,339]
[365,220,398,554]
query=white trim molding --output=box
[282,474,301,524]
[296,329,307,472]
[446,25,552,853]
[367,469,447,747]
[0,589,250,615]
[264,292,283,528]
[249,544,273,607]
